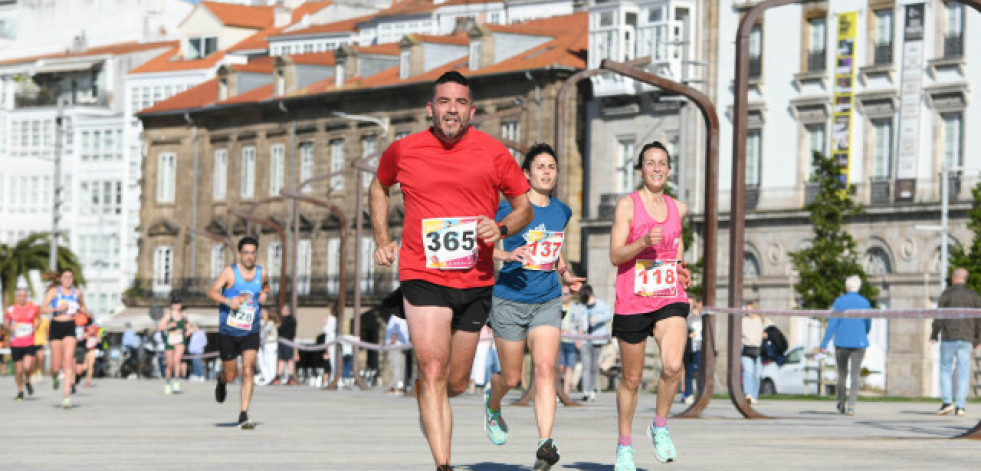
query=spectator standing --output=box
[930,267,981,416]
[682,300,703,405]
[385,314,410,394]
[187,323,208,381]
[275,305,298,385]
[257,310,278,385]
[574,285,612,402]
[741,301,766,404]
[121,323,141,363]
[820,275,872,415]
[559,287,584,396]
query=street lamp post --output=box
[50,96,66,272]
[915,165,963,292]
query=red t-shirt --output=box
[377,128,530,289]
[6,303,39,348]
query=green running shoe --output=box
[614,445,635,471]
[483,388,508,445]
[647,425,677,463]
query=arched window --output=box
[864,247,892,275]
[744,251,761,278]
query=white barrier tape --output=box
[276,333,614,352]
[703,307,981,320]
[182,352,220,360]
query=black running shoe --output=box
[25,382,33,396]
[238,411,255,430]
[534,439,560,470]
[215,379,227,403]
[16,392,24,401]
[436,466,454,471]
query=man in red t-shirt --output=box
[370,71,532,471]
[5,288,40,401]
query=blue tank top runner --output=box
[51,287,81,318]
[219,264,263,336]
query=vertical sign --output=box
[895,3,925,201]
[831,12,858,184]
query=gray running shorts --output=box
[489,296,563,342]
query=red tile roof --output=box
[352,43,402,56]
[289,51,337,66]
[406,33,469,45]
[0,40,177,67]
[220,82,275,105]
[139,78,219,114]
[375,0,438,19]
[230,55,275,73]
[201,1,275,29]
[228,26,287,52]
[273,14,371,38]
[291,1,333,22]
[436,0,498,6]
[128,45,228,74]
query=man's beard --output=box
[435,113,469,139]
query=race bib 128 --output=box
[226,293,256,330]
[423,217,479,270]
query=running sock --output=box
[653,416,668,429]
[618,435,632,447]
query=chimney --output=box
[273,56,296,96]
[216,65,236,101]
[334,44,359,88]
[398,36,422,79]
[467,24,494,70]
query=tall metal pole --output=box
[50,97,65,272]
[940,166,949,291]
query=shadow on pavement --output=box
[558,462,651,471]
[214,422,261,428]
[467,463,530,471]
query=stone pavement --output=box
[1,376,978,470]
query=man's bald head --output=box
[951,267,969,285]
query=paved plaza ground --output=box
[1,376,978,470]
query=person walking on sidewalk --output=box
[820,275,871,416]
[930,267,981,417]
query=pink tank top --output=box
[614,192,689,315]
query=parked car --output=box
[760,346,811,395]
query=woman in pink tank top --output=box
[608,142,692,467]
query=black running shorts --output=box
[11,346,37,362]
[612,302,690,344]
[400,279,493,332]
[218,333,261,362]
[48,320,76,342]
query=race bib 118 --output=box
[522,230,564,271]
[423,217,479,270]
[634,259,679,297]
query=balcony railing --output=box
[807,50,826,72]
[944,34,963,58]
[127,273,399,306]
[873,43,893,65]
[748,56,762,79]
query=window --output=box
[329,139,345,191]
[241,146,256,198]
[297,239,311,295]
[743,251,761,278]
[399,50,410,79]
[213,149,227,201]
[871,119,892,179]
[942,112,963,169]
[616,138,636,193]
[268,241,282,292]
[944,2,964,57]
[270,144,285,196]
[807,17,826,71]
[469,40,481,70]
[748,25,763,78]
[153,246,173,292]
[156,153,176,203]
[873,9,893,64]
[326,238,340,295]
[864,247,892,274]
[360,236,375,292]
[361,136,377,191]
[210,244,225,279]
[395,131,410,140]
[299,142,314,193]
[746,129,762,186]
[187,36,218,60]
[501,121,521,160]
[805,123,826,177]
[81,179,122,214]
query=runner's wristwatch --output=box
[497,222,509,237]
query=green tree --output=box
[0,233,86,305]
[949,180,981,294]
[789,151,878,308]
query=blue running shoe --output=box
[483,388,508,445]
[647,425,677,463]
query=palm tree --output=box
[0,233,85,305]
